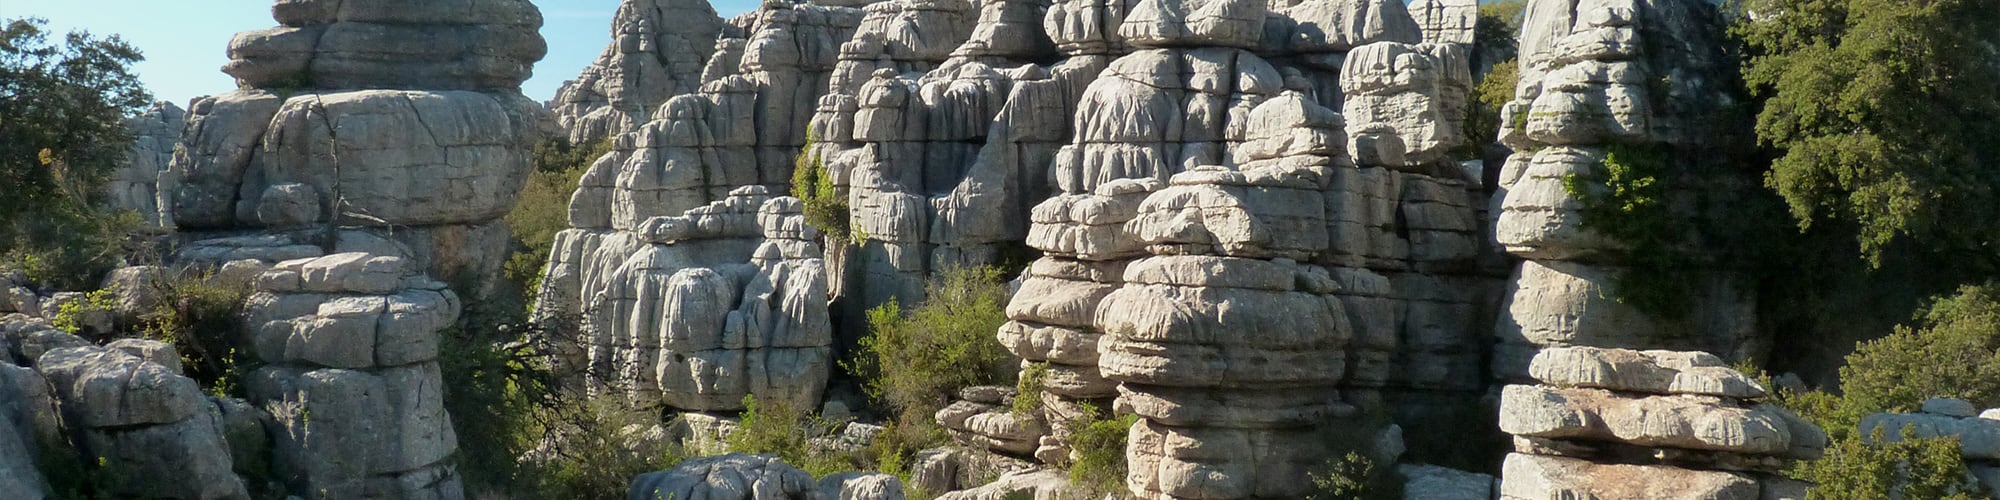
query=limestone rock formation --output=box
[0,316,258,500]
[1410,0,1479,46]
[112,101,187,229]
[1489,0,1757,381]
[1496,347,1817,499]
[546,187,832,412]
[628,454,908,500]
[171,0,556,293]
[933,386,1049,456]
[550,0,730,144]
[242,253,465,498]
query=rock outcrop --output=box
[550,0,731,145]
[1496,346,1818,499]
[628,454,908,500]
[112,101,187,229]
[242,253,465,498]
[169,0,556,295]
[1490,0,1757,380]
[574,187,834,412]
[0,316,250,500]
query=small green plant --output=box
[504,138,614,303]
[790,130,851,243]
[520,397,688,500]
[845,266,1015,443]
[1012,362,1048,417]
[1795,427,1988,500]
[51,288,116,335]
[1561,142,1705,317]
[136,269,255,396]
[1065,403,1136,496]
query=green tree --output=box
[1737,0,2000,270]
[1775,284,2000,498]
[0,18,151,289]
[504,138,612,298]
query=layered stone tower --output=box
[168,0,556,294]
[1488,0,1810,497]
[1490,0,1756,385]
[1497,347,1821,498]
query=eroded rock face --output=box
[36,343,250,499]
[170,0,556,296]
[551,0,730,145]
[627,454,819,500]
[1489,0,1758,385]
[225,0,547,91]
[112,101,187,229]
[242,253,465,499]
[556,188,833,413]
[1496,347,1817,499]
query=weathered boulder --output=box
[627,454,818,500]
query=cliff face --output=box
[535,0,1515,493]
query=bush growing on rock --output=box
[1065,403,1136,497]
[847,267,1016,443]
[727,394,855,478]
[1774,284,2000,497]
[791,131,850,244]
[135,269,253,396]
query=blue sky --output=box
[1,0,763,106]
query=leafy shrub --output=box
[1065,404,1137,496]
[50,289,115,335]
[846,266,1015,441]
[1459,59,1518,158]
[790,131,850,243]
[1788,284,2000,435]
[727,394,855,478]
[1306,452,1401,500]
[136,270,255,397]
[1012,362,1047,417]
[1772,284,2000,497]
[1796,428,1988,500]
[503,138,611,301]
[1560,142,1709,317]
[517,398,687,500]
[0,18,152,292]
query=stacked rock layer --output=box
[242,253,466,498]
[1496,347,1820,499]
[539,0,1507,490]
[2,316,257,499]
[575,187,833,412]
[169,0,556,295]
[1489,0,1756,379]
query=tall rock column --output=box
[1491,0,1784,496]
[1097,88,1360,499]
[1490,0,1755,381]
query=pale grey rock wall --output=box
[243,253,466,499]
[169,0,556,296]
[551,0,730,145]
[111,101,186,229]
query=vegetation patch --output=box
[845,266,1015,446]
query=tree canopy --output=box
[0,18,151,288]
[1737,0,2000,270]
